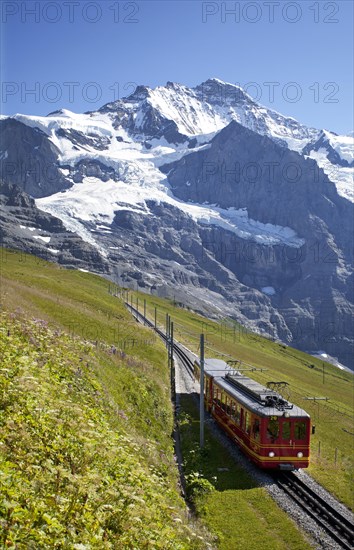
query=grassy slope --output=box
[0,250,352,549]
[129,292,354,511]
[0,250,210,549]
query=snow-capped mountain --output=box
[303,129,354,202]
[303,129,353,167]
[1,78,353,368]
[99,78,320,149]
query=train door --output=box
[244,411,252,437]
[294,419,310,465]
[250,416,261,456]
[279,418,292,457]
[252,417,261,443]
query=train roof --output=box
[201,358,309,419]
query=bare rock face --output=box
[103,200,291,342]
[0,181,109,274]
[100,85,188,145]
[163,122,353,367]
[0,119,71,198]
[164,121,350,242]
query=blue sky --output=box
[1,0,353,134]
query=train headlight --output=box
[268,452,275,458]
[297,452,303,458]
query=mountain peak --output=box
[194,78,251,106]
[201,77,236,87]
[94,76,320,148]
[128,84,151,100]
[165,81,184,90]
[197,77,244,91]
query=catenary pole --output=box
[170,321,174,392]
[200,333,205,448]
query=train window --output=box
[282,421,291,440]
[213,387,220,407]
[243,411,251,434]
[231,403,241,425]
[226,396,231,416]
[246,412,252,434]
[253,419,260,441]
[294,421,306,440]
[221,392,226,411]
[236,406,241,425]
[267,418,279,440]
[231,401,240,425]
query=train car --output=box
[194,358,311,470]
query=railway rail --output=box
[275,473,354,550]
[126,302,195,375]
[125,301,354,549]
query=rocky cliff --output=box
[0,79,352,368]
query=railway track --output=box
[275,473,354,549]
[125,302,354,549]
[126,302,195,375]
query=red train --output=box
[194,358,312,470]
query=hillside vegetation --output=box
[0,250,209,548]
[0,249,352,549]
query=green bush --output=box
[186,473,215,502]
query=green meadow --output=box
[0,250,210,548]
[0,249,352,549]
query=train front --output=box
[255,409,311,470]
